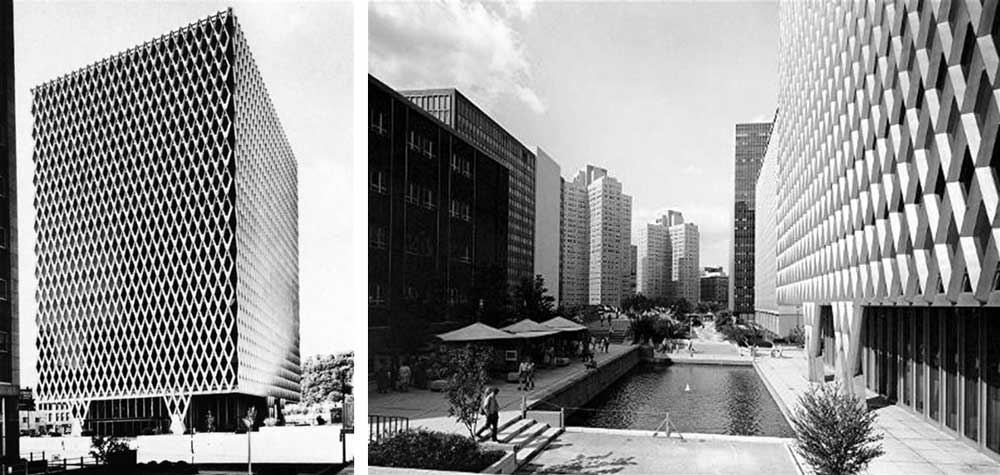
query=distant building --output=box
[402,88,535,293]
[667,213,700,304]
[730,122,772,318]
[559,166,632,306]
[753,119,800,338]
[625,244,637,298]
[534,148,561,303]
[33,10,299,437]
[700,267,729,307]
[0,0,18,461]
[369,75,509,354]
[635,220,672,300]
[559,174,589,306]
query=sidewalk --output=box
[755,350,1000,475]
[369,344,637,435]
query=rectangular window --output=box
[0,331,10,353]
[405,183,420,205]
[368,225,386,250]
[368,283,385,306]
[369,110,387,135]
[423,188,436,209]
[369,170,387,194]
[964,310,980,441]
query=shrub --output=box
[369,429,505,472]
[263,417,278,427]
[89,435,132,463]
[790,383,884,475]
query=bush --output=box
[369,429,505,472]
[790,383,884,475]
[89,435,132,463]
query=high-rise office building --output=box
[534,148,561,303]
[625,244,637,298]
[730,121,773,318]
[0,2,18,462]
[776,0,1000,457]
[32,10,300,436]
[559,166,632,306]
[402,89,535,292]
[700,267,729,307]
[369,75,509,354]
[667,213,700,304]
[635,220,672,299]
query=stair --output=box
[495,418,534,443]
[516,426,563,465]
[507,420,549,447]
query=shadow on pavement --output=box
[519,451,638,474]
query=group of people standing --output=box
[375,360,421,393]
[518,359,536,391]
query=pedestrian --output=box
[481,386,500,442]
[602,337,609,353]
[518,359,530,391]
[688,339,695,357]
[398,361,412,392]
[527,359,535,390]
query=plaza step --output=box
[516,426,563,467]
[506,420,549,447]
[476,415,523,441]
[496,418,534,443]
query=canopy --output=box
[540,316,588,333]
[502,319,559,338]
[436,322,519,342]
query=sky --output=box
[371,0,779,280]
[13,1,354,388]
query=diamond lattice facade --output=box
[776,0,1000,457]
[32,9,299,436]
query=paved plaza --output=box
[369,343,636,434]
[518,430,799,474]
[756,351,1000,475]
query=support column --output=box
[164,394,191,435]
[802,302,824,382]
[68,400,90,436]
[833,301,865,398]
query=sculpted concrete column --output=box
[802,302,824,382]
[833,301,865,398]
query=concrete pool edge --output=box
[562,425,795,444]
[752,360,796,427]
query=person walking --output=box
[602,337,609,353]
[398,362,412,392]
[518,359,530,391]
[526,359,536,390]
[481,387,500,442]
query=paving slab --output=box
[755,350,1000,475]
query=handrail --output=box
[368,414,410,442]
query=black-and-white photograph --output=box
[367,1,1000,474]
[1,1,356,474]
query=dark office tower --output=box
[32,10,300,436]
[368,75,509,356]
[402,89,535,293]
[730,121,772,318]
[0,1,17,464]
[776,0,1000,459]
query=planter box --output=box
[108,449,137,468]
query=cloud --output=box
[370,0,546,114]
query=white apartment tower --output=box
[636,221,671,299]
[667,212,700,304]
[559,166,632,306]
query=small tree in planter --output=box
[444,344,493,439]
[790,383,884,475]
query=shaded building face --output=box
[731,122,772,317]
[368,76,509,355]
[32,10,299,436]
[403,90,534,293]
[0,0,17,462]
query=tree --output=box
[790,383,884,475]
[444,344,493,439]
[672,298,692,316]
[90,436,131,463]
[512,275,556,321]
[301,352,354,406]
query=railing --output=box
[368,414,410,442]
[532,401,683,439]
[8,454,102,474]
